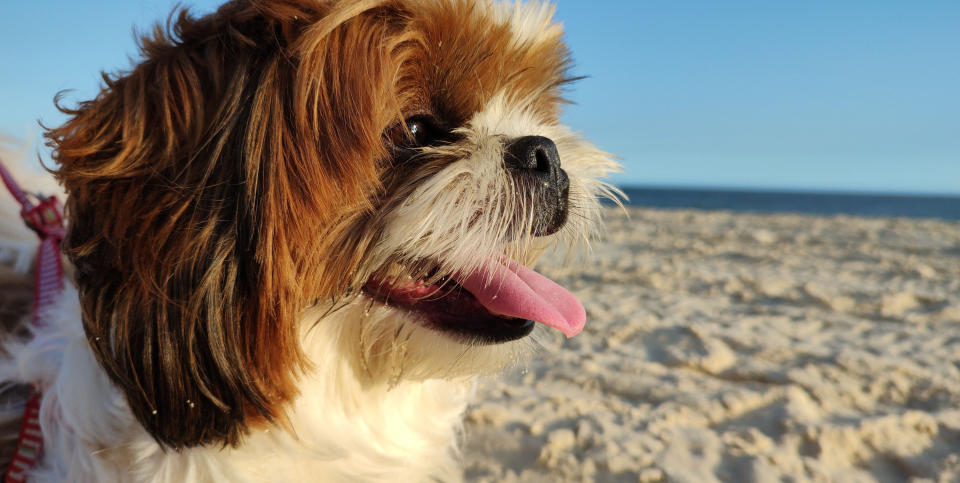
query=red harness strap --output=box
[0,159,65,482]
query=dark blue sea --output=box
[615,186,960,222]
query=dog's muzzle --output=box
[504,136,570,236]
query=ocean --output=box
[615,186,960,222]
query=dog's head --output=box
[47,0,618,448]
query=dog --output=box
[0,0,618,481]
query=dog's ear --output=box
[46,3,396,448]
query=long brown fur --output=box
[45,0,574,449]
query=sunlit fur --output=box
[0,0,618,481]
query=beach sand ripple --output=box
[464,207,960,482]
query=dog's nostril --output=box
[534,147,551,174]
[504,135,560,173]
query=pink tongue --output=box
[455,260,586,338]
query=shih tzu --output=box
[0,0,618,481]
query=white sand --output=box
[464,207,960,482]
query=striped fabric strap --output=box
[3,396,42,483]
[0,159,65,483]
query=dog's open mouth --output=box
[362,259,585,344]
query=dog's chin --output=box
[315,269,541,385]
[362,274,536,346]
[331,301,537,385]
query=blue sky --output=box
[2,1,958,194]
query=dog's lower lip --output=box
[361,274,535,344]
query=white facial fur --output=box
[331,90,619,386]
[375,90,618,279]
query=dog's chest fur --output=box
[4,289,470,483]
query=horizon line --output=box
[616,183,960,199]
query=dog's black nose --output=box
[504,135,560,174]
[503,136,570,237]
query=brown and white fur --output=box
[0,0,618,481]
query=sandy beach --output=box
[464,207,960,482]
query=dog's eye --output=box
[389,116,438,149]
[407,119,428,145]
